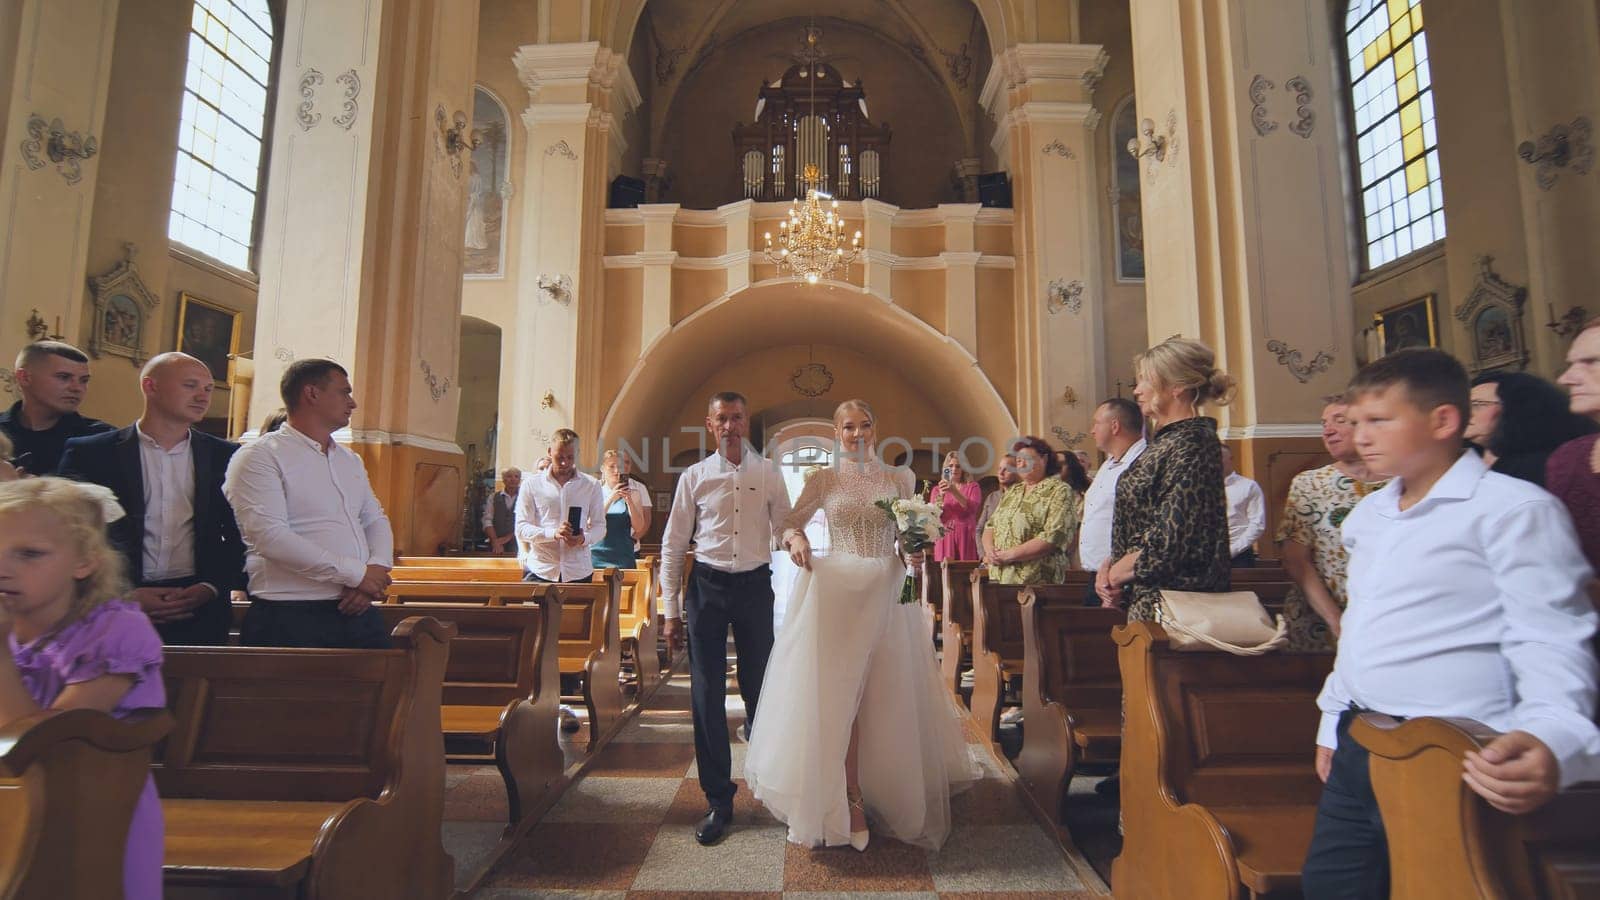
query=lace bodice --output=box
[783,461,915,559]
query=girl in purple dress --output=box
[0,477,165,900]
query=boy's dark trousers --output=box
[1301,708,1391,900]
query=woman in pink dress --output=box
[930,451,982,561]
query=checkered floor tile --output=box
[448,666,1107,898]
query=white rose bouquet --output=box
[875,496,947,603]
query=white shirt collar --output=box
[135,420,191,454]
[1369,450,1486,518]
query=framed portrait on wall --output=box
[1373,294,1437,356]
[176,293,241,388]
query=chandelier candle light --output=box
[764,163,862,284]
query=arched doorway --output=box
[598,280,1018,482]
[457,315,503,550]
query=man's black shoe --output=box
[1094,774,1121,799]
[695,806,733,846]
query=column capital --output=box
[514,42,640,117]
[981,43,1109,119]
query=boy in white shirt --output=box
[1302,348,1600,898]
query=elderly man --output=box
[59,353,246,644]
[224,359,395,648]
[0,341,114,475]
[483,466,522,555]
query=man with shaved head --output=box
[59,352,246,644]
[0,340,114,474]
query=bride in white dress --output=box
[745,399,981,851]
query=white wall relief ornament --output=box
[1266,340,1333,383]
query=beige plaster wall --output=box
[659,18,969,210]
[78,0,262,429]
[455,319,502,468]
[1082,0,1145,404]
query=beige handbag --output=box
[1158,590,1288,655]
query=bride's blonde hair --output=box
[833,399,874,427]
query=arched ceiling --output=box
[633,0,992,158]
[600,280,1018,455]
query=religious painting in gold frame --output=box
[1373,294,1437,356]
[176,293,241,388]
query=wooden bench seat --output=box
[1111,621,1333,900]
[386,579,542,606]
[392,565,525,583]
[968,572,1080,744]
[1014,588,1126,823]
[552,573,626,749]
[157,617,455,900]
[939,560,985,698]
[376,598,565,828]
[617,557,660,692]
[1351,713,1600,899]
[397,556,522,570]
[0,708,173,900]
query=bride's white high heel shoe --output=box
[848,789,869,852]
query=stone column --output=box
[1129,0,1359,537]
[982,43,1109,447]
[637,203,677,348]
[1496,0,1600,371]
[0,0,119,375]
[249,0,479,555]
[508,40,639,466]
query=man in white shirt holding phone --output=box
[515,428,607,582]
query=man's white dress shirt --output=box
[222,424,394,601]
[1223,471,1267,558]
[660,445,793,619]
[514,468,607,581]
[1317,451,1600,788]
[136,421,199,585]
[1078,438,1146,572]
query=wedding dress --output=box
[744,459,981,850]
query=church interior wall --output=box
[78,0,264,431]
[455,317,503,476]
[655,17,971,211]
[1082,0,1145,411]
[599,266,645,408]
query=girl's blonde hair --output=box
[0,477,128,636]
[833,399,875,427]
[1135,337,1238,409]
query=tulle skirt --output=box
[745,552,982,849]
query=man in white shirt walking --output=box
[1079,398,1145,605]
[515,430,606,582]
[1220,443,1266,567]
[660,391,793,846]
[223,359,396,648]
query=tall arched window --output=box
[170,0,274,271]
[1345,0,1443,271]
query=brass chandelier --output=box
[763,163,862,284]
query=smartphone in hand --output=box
[567,505,584,537]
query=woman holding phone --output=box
[930,450,981,562]
[592,449,650,570]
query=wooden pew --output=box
[553,573,626,750]
[397,556,522,570]
[917,558,943,645]
[617,556,660,692]
[392,565,524,583]
[967,572,1081,744]
[0,708,173,900]
[158,617,455,900]
[1111,622,1333,900]
[386,578,542,606]
[939,560,985,698]
[1352,714,1600,900]
[1014,589,1127,823]
[375,599,564,829]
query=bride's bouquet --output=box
[875,496,947,604]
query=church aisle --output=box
[460,666,1107,898]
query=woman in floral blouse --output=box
[981,437,1080,585]
[1276,397,1388,651]
[1099,337,1236,621]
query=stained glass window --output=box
[170,0,274,271]
[1346,0,1444,270]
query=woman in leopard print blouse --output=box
[1099,337,1236,622]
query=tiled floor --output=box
[451,668,1108,898]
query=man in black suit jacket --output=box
[59,352,245,644]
